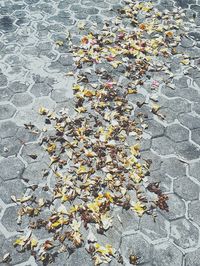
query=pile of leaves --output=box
[13,0,191,265]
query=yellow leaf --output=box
[131,202,146,216]
[56,40,64,46]
[181,59,190,65]
[38,107,48,115]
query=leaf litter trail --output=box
[13,0,193,265]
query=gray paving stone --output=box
[148,170,172,193]
[171,218,199,249]
[0,136,21,157]
[118,209,140,232]
[30,82,52,97]
[193,102,200,115]
[0,104,16,120]
[175,141,200,160]
[0,120,19,139]
[152,136,175,155]
[185,248,200,266]
[0,179,26,204]
[0,87,13,102]
[11,92,33,107]
[174,176,199,201]
[141,151,162,171]
[145,120,165,138]
[22,161,49,185]
[0,157,24,181]
[161,97,191,114]
[51,89,70,103]
[162,194,186,221]
[20,143,49,164]
[191,128,200,146]
[161,157,187,179]
[139,213,169,241]
[189,161,200,182]
[67,248,93,266]
[152,242,183,266]
[0,73,8,87]
[165,124,189,143]
[188,201,200,226]
[1,205,28,232]
[16,126,40,143]
[179,113,200,130]
[121,233,152,264]
[1,236,30,265]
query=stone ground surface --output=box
[0,0,200,265]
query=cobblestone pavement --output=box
[0,0,200,265]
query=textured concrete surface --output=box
[0,0,200,265]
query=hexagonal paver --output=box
[174,176,199,201]
[152,136,175,155]
[165,124,189,142]
[175,141,200,160]
[121,233,152,264]
[0,104,16,120]
[1,236,30,264]
[0,157,24,181]
[67,248,93,266]
[16,126,40,143]
[0,73,8,87]
[30,82,52,97]
[185,248,200,266]
[179,113,200,130]
[119,209,140,233]
[170,218,199,249]
[0,179,26,204]
[0,120,19,139]
[22,161,48,185]
[0,136,21,157]
[161,157,187,179]
[9,81,30,93]
[145,120,165,138]
[162,194,185,221]
[139,213,169,241]
[141,150,162,171]
[20,143,49,164]
[11,92,33,107]
[189,161,200,182]
[148,170,172,193]
[0,87,13,101]
[152,242,183,266]
[2,206,24,232]
[188,201,200,226]
[191,128,200,146]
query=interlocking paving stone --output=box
[188,201,200,226]
[0,104,16,120]
[152,136,175,155]
[165,124,189,143]
[0,120,19,139]
[162,194,186,221]
[175,141,200,161]
[0,179,26,204]
[22,161,49,185]
[0,157,24,181]
[185,249,200,266]
[170,218,199,249]
[152,242,183,266]
[160,157,187,179]
[139,212,169,241]
[174,176,199,201]
[0,0,199,264]
[121,233,152,264]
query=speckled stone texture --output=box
[0,0,200,265]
